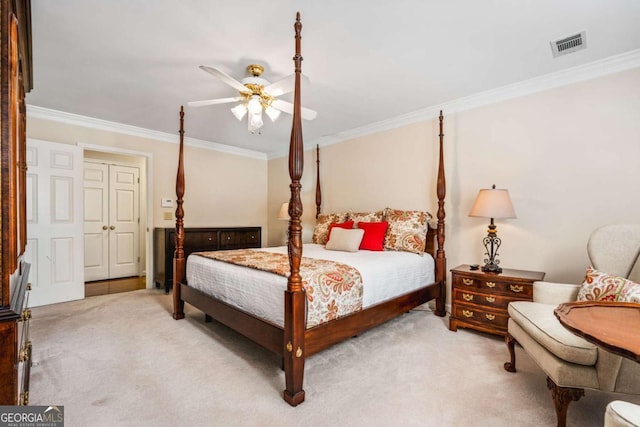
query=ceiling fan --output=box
[188,64,317,134]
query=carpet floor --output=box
[28,289,640,426]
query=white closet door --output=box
[108,165,139,278]
[83,162,109,281]
[83,163,140,280]
[26,139,84,307]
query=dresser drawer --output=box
[185,230,218,250]
[219,229,261,250]
[453,288,528,310]
[453,274,533,298]
[452,304,509,330]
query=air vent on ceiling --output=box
[550,31,587,58]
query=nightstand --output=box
[449,264,545,336]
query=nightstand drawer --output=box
[453,275,533,298]
[453,288,527,310]
[452,305,509,329]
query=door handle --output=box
[102,225,108,230]
[109,226,115,230]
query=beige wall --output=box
[27,117,268,241]
[27,66,640,304]
[267,67,640,305]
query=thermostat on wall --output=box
[161,198,173,208]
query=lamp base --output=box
[481,220,503,274]
[481,262,502,273]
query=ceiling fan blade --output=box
[271,99,317,120]
[263,74,310,97]
[199,65,249,94]
[187,96,244,107]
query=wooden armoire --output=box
[0,0,33,405]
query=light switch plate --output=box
[161,198,173,208]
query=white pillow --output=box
[325,228,365,252]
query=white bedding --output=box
[186,243,435,328]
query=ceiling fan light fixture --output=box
[247,95,262,114]
[265,106,281,122]
[230,104,247,121]
[191,63,317,134]
[248,110,263,134]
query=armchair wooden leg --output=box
[504,333,518,372]
[546,377,585,427]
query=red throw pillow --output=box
[357,221,389,251]
[327,221,354,242]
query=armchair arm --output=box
[532,281,581,305]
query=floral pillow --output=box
[312,212,349,245]
[383,208,432,254]
[576,267,640,302]
[618,277,640,303]
[349,210,385,224]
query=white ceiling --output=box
[26,0,640,158]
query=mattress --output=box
[186,243,435,328]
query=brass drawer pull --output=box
[462,309,474,318]
[462,278,474,286]
[26,283,32,291]
[510,284,524,293]
[485,314,496,321]
[18,340,32,362]
[485,281,496,288]
[21,308,31,321]
[485,296,496,303]
[19,391,29,406]
[462,293,474,302]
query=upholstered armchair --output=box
[504,224,640,427]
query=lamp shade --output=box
[468,186,516,219]
[278,202,290,220]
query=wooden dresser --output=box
[0,0,33,405]
[153,227,261,292]
[449,264,545,336]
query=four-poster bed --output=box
[172,12,447,406]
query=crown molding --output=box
[268,49,640,159]
[26,105,268,160]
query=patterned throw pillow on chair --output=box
[576,266,640,302]
[619,278,640,303]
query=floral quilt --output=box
[194,249,363,328]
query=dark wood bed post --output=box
[315,144,321,219]
[172,106,186,320]
[434,110,446,317]
[283,12,306,406]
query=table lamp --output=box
[468,185,516,273]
